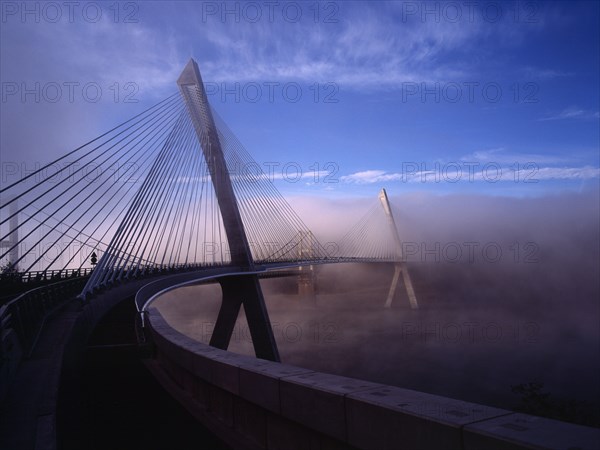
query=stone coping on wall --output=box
[147,307,600,450]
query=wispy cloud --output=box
[460,148,573,165]
[193,3,491,88]
[532,166,600,180]
[0,3,551,94]
[341,165,600,184]
[1,17,185,97]
[521,66,574,80]
[340,170,403,184]
[539,107,600,121]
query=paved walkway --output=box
[1,295,230,450]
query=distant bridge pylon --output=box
[337,188,418,309]
[297,230,316,298]
[0,198,19,272]
[378,188,418,309]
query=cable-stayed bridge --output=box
[0,58,416,360]
[2,59,596,450]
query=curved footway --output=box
[139,269,600,450]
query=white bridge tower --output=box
[378,189,418,309]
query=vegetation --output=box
[511,380,600,428]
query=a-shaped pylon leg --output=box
[384,262,418,309]
[210,275,280,361]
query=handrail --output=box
[0,258,395,371]
[0,255,389,286]
[134,258,396,321]
[0,276,89,361]
[0,267,94,284]
[134,261,336,316]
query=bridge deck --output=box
[59,297,230,450]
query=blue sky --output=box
[1,0,599,199]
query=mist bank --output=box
[155,190,600,426]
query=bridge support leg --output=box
[298,265,316,302]
[384,264,402,308]
[210,275,280,362]
[402,263,419,309]
[384,263,418,309]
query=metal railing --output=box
[0,268,94,284]
[0,276,89,364]
[0,257,392,363]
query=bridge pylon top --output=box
[378,188,403,260]
[177,58,254,267]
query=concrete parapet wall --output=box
[147,308,600,450]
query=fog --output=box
[154,189,600,424]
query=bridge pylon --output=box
[177,59,279,361]
[378,189,418,309]
[297,231,316,299]
[0,198,19,272]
